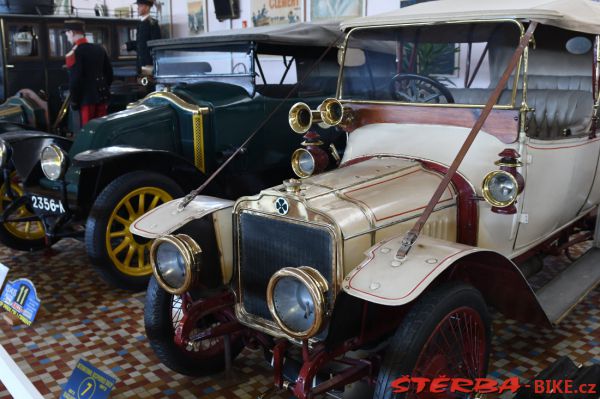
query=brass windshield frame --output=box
[336,18,526,109]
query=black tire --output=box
[374,283,491,399]
[144,276,245,376]
[0,175,46,252]
[85,171,184,291]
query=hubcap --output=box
[409,307,487,399]
[105,187,172,277]
[0,174,45,241]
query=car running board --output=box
[536,247,600,324]
[514,356,600,399]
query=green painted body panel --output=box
[68,105,180,157]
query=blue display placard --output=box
[60,359,117,399]
[0,278,41,326]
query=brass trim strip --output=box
[129,91,209,115]
[0,106,22,118]
[339,99,517,110]
[192,113,205,173]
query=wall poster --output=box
[251,0,302,27]
[187,0,206,34]
[310,0,364,21]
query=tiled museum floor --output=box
[0,239,598,399]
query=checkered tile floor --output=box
[0,239,597,398]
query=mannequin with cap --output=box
[123,0,161,74]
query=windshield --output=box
[154,44,252,79]
[340,22,522,106]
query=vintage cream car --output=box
[132,1,600,397]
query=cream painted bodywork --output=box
[342,123,522,255]
[130,196,233,238]
[341,124,600,258]
[235,157,458,283]
[130,196,235,284]
[344,235,477,306]
[514,137,600,250]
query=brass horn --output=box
[289,102,322,134]
[319,98,345,126]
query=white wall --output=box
[170,0,401,38]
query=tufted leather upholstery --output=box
[448,87,593,139]
[519,89,593,139]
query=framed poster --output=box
[251,0,302,27]
[310,0,365,21]
[187,0,206,35]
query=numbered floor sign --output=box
[61,359,117,399]
[0,278,40,326]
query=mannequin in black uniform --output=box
[122,0,161,74]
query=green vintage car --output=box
[0,22,342,290]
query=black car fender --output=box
[0,131,73,184]
[73,145,206,210]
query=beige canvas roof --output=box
[341,0,600,34]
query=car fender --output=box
[72,146,205,207]
[131,195,235,283]
[344,234,551,327]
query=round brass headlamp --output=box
[482,170,519,208]
[267,266,329,340]
[150,234,202,295]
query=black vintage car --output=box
[0,22,343,290]
[0,12,143,133]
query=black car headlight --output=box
[150,234,202,295]
[0,140,10,168]
[482,170,519,207]
[267,266,328,340]
[40,145,67,181]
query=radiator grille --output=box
[238,212,334,321]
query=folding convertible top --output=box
[149,21,342,50]
[341,0,600,34]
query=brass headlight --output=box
[40,144,67,181]
[482,170,519,207]
[150,234,202,295]
[291,147,329,179]
[267,266,329,340]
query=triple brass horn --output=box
[288,98,346,134]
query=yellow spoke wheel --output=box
[105,187,173,277]
[0,174,45,241]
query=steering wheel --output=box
[389,73,454,104]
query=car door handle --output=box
[6,64,14,69]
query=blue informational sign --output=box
[60,359,117,399]
[0,278,41,326]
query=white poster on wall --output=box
[54,0,71,15]
[251,0,302,27]
[187,0,206,35]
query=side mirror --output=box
[338,47,366,67]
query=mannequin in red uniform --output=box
[64,20,113,125]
